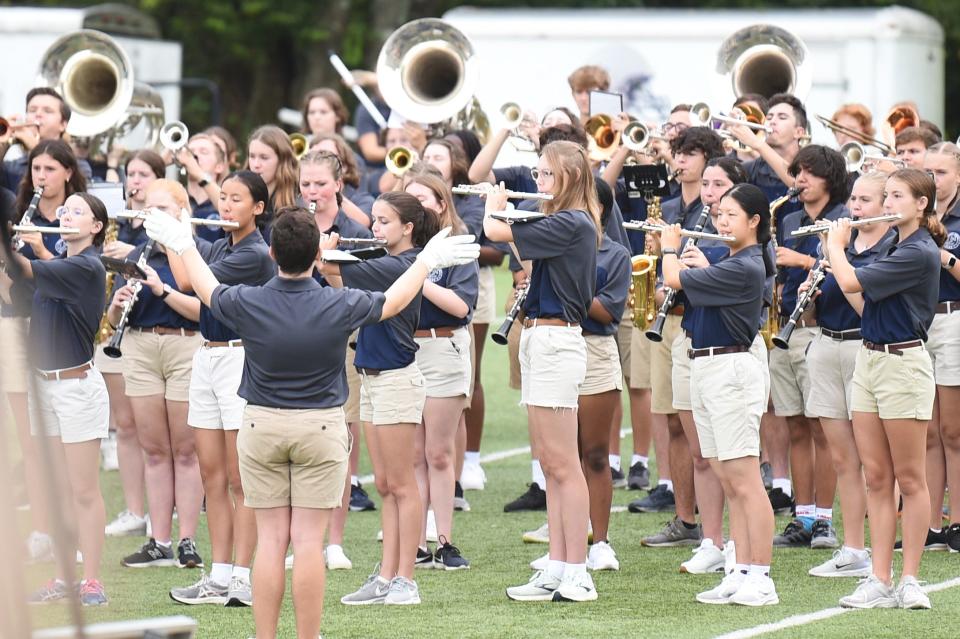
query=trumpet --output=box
[289,133,308,160]
[840,141,905,173]
[104,239,155,359]
[0,117,39,139]
[453,184,554,201]
[585,114,620,161]
[11,225,80,235]
[116,209,241,230]
[492,280,528,345]
[690,103,771,134]
[622,221,735,243]
[501,102,537,153]
[772,260,826,349]
[386,145,417,177]
[622,121,666,152]
[790,214,902,239]
[160,121,189,176]
[13,186,44,250]
[337,237,387,246]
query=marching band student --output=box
[484,140,602,603]
[10,192,110,605]
[895,127,938,169]
[567,64,611,123]
[179,134,229,243]
[660,183,778,606]
[164,171,275,607]
[445,129,483,166]
[309,132,376,224]
[350,72,391,168]
[245,125,299,239]
[204,126,240,172]
[770,145,848,550]
[114,180,204,571]
[369,124,416,197]
[828,169,943,610]
[301,88,350,138]
[806,171,892,578]
[102,150,165,258]
[403,173,478,569]
[829,104,876,148]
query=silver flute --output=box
[338,237,387,246]
[116,209,240,230]
[453,183,554,201]
[11,225,80,235]
[790,214,902,238]
[622,220,735,243]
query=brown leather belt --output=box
[38,362,92,381]
[414,327,456,338]
[203,339,243,348]
[936,301,960,314]
[522,318,578,329]
[688,345,751,359]
[668,304,685,317]
[820,328,861,341]
[863,340,923,355]
[134,326,197,337]
[356,367,381,376]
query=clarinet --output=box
[13,186,44,250]
[103,239,155,358]
[771,259,827,350]
[645,204,710,342]
[491,281,528,345]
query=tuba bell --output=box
[716,24,812,100]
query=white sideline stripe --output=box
[713,576,960,639]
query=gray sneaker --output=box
[839,575,898,609]
[808,547,872,578]
[383,576,420,605]
[810,520,840,549]
[340,568,390,606]
[169,571,228,605]
[641,517,702,547]
[225,574,252,607]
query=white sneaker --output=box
[696,570,745,605]
[809,547,872,578]
[681,538,725,574]
[529,552,549,571]
[522,523,550,544]
[383,576,420,606]
[729,573,779,606]
[587,541,620,571]
[553,570,598,602]
[506,570,561,602]
[100,434,119,471]
[722,540,736,575]
[285,554,294,570]
[27,531,54,563]
[839,575,898,608]
[897,575,931,609]
[425,510,438,543]
[324,544,353,570]
[460,461,486,491]
[105,510,148,537]
[376,529,383,542]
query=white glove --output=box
[144,209,195,255]
[416,227,481,271]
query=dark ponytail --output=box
[377,191,441,248]
[721,183,775,277]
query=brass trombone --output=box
[690,103,772,134]
[815,114,892,154]
[289,133,308,160]
[585,114,620,161]
[385,146,417,177]
[840,141,905,173]
[880,104,920,151]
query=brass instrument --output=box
[791,214,901,238]
[840,141,906,173]
[690,102,772,134]
[116,209,240,230]
[11,225,79,235]
[0,117,39,141]
[585,114,620,161]
[628,196,662,329]
[453,183,554,201]
[386,146,417,177]
[103,239,155,358]
[880,104,920,152]
[160,121,189,175]
[622,121,666,152]
[501,102,537,153]
[716,23,812,100]
[289,133,308,160]
[761,187,800,348]
[492,279,528,345]
[815,114,893,154]
[13,187,44,250]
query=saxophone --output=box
[760,187,800,349]
[629,195,662,329]
[96,217,120,344]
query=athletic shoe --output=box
[729,573,779,607]
[680,538,725,574]
[426,509,439,542]
[808,547,872,578]
[946,523,960,551]
[723,540,736,576]
[810,519,840,549]
[225,574,252,607]
[459,461,486,491]
[839,575,898,608]
[627,461,650,490]
[435,536,470,570]
[122,538,176,568]
[506,570,561,602]
[100,433,119,471]
[28,579,70,604]
[383,576,420,605]
[611,467,627,489]
[628,484,675,513]
[522,523,550,544]
[773,520,812,547]
[169,571,228,605]
[325,544,352,570]
[767,488,794,515]
[503,483,547,512]
[453,482,471,512]
[78,579,108,606]
[530,552,549,571]
[341,568,390,605]
[105,510,147,537]
[895,527,948,551]
[587,541,619,571]
[641,517,701,547]
[414,546,435,569]
[27,531,54,563]
[897,575,931,609]
[696,570,745,605]
[177,538,203,568]
[349,483,376,512]
[760,462,773,491]
[552,570,598,602]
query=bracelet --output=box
[160,284,172,300]
[662,248,679,256]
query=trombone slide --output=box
[790,214,901,238]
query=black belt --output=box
[687,345,751,359]
[820,328,861,341]
[356,367,381,376]
[863,340,923,356]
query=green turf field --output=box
[19,266,960,638]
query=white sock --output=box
[465,451,480,466]
[155,539,172,549]
[231,565,250,581]
[749,564,770,578]
[736,563,749,575]
[843,545,868,557]
[631,454,649,466]
[211,562,232,586]
[532,460,546,490]
[796,504,815,519]
[772,478,792,496]
[563,563,587,578]
[609,454,621,472]
[815,507,833,521]
[660,479,674,492]
[546,560,565,580]
[351,475,359,487]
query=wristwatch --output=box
[198,173,213,188]
[946,255,957,269]
[160,284,173,299]
[662,248,679,256]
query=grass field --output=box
[18,266,960,638]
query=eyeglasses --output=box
[55,206,88,219]
[662,123,689,133]
[530,168,555,181]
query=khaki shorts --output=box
[30,364,110,444]
[616,313,633,383]
[692,349,768,461]
[519,325,586,408]
[359,363,426,425]
[473,266,497,324]
[581,334,623,395]
[927,311,960,386]
[851,345,935,420]
[344,335,361,424]
[805,332,859,420]
[650,315,683,414]
[415,327,472,398]
[188,344,247,430]
[0,316,29,393]
[769,325,815,417]
[93,343,124,375]
[238,404,350,509]
[121,329,201,401]
[671,333,693,411]
[628,325,652,390]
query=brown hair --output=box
[308,132,360,187]
[26,87,70,126]
[301,88,349,135]
[567,65,610,92]
[896,126,937,149]
[71,192,109,247]
[402,173,466,235]
[246,125,298,211]
[377,191,441,248]
[539,140,602,245]
[203,126,238,170]
[831,103,876,140]
[16,139,85,214]
[888,168,946,246]
[124,149,166,179]
[299,150,344,208]
[423,138,470,186]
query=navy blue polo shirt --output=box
[938,199,960,302]
[615,178,649,255]
[744,156,802,240]
[210,276,386,408]
[343,184,375,220]
[493,165,537,196]
[679,244,765,349]
[856,227,940,344]
[363,167,387,198]
[191,197,224,244]
[779,202,847,316]
[196,230,276,341]
[815,229,894,332]
[317,207,373,241]
[116,218,148,248]
[679,245,730,333]
[419,261,479,329]
[353,99,390,169]
[2,214,65,318]
[340,248,421,370]
[115,245,198,331]
[511,209,597,324]
[455,194,485,237]
[582,235,631,335]
[28,245,105,370]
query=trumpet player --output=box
[309,133,376,225]
[567,64,611,124]
[102,150,166,260]
[895,126,938,169]
[182,134,228,243]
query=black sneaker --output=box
[414,546,435,569]
[627,461,650,491]
[760,462,773,491]
[177,538,203,568]
[611,467,627,489]
[349,483,376,512]
[773,519,812,547]
[810,519,839,549]
[503,483,547,512]
[946,523,960,551]
[434,536,470,570]
[895,527,948,552]
[122,538,175,568]
[767,487,794,515]
[627,484,675,513]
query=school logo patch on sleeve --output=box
[944,232,960,251]
[428,268,444,283]
[55,238,67,255]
